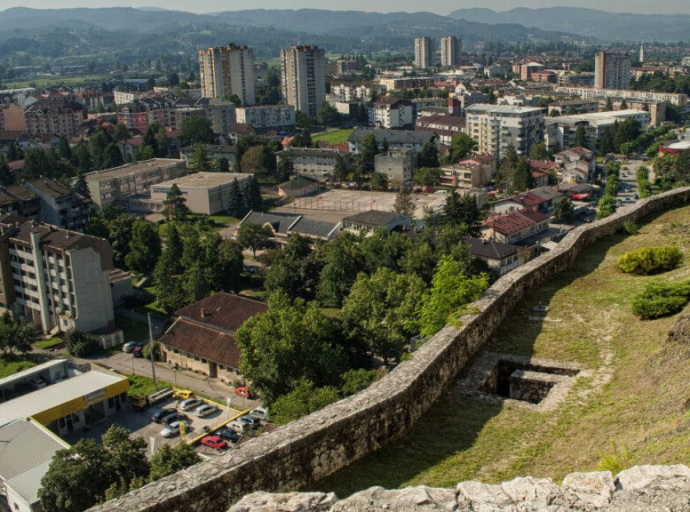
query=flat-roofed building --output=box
[276,148,350,182]
[374,149,415,185]
[0,418,70,512]
[546,110,650,149]
[149,172,252,215]
[281,45,326,117]
[25,178,90,232]
[84,158,187,208]
[0,215,116,334]
[199,44,256,105]
[236,104,296,130]
[414,37,435,69]
[440,36,461,68]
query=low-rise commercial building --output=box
[342,211,412,235]
[149,172,252,215]
[481,210,549,244]
[240,211,341,243]
[277,175,320,198]
[160,294,268,384]
[374,149,415,185]
[276,148,350,182]
[85,158,187,208]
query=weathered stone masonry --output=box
[92,188,690,512]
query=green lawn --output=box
[126,374,173,397]
[316,204,690,496]
[313,129,354,146]
[208,215,241,226]
[0,355,35,378]
[4,74,112,89]
[34,338,63,350]
[116,315,150,343]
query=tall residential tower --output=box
[199,44,256,105]
[414,37,435,69]
[594,51,631,90]
[440,36,462,67]
[280,45,326,118]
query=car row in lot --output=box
[199,408,270,450]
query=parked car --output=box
[133,346,144,358]
[228,420,251,434]
[216,428,241,444]
[161,419,191,438]
[234,386,252,399]
[195,404,218,418]
[150,408,176,423]
[200,436,228,450]
[122,341,141,353]
[173,389,194,400]
[161,413,188,426]
[30,377,47,389]
[239,415,260,429]
[251,406,269,421]
[178,398,204,411]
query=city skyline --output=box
[3,0,690,15]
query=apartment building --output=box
[280,45,326,117]
[331,82,373,101]
[374,149,415,185]
[371,97,414,129]
[169,97,237,134]
[275,148,350,182]
[414,37,435,69]
[0,215,116,334]
[440,36,462,68]
[555,86,687,107]
[84,158,187,208]
[466,104,545,160]
[24,98,85,140]
[236,104,296,130]
[24,179,90,232]
[481,210,550,244]
[415,115,466,145]
[379,76,436,91]
[594,51,631,90]
[440,155,497,189]
[0,186,41,219]
[116,97,169,133]
[198,44,256,105]
[348,129,437,154]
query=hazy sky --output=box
[3,0,690,15]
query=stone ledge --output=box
[228,465,690,511]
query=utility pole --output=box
[148,313,158,390]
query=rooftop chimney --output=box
[200,308,206,318]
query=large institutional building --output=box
[414,37,435,69]
[466,104,545,161]
[198,44,256,105]
[280,45,326,118]
[440,36,461,67]
[594,51,631,90]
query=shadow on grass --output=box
[314,231,623,497]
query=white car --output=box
[251,406,269,421]
[161,419,190,438]
[228,420,251,434]
[195,403,218,418]
[178,398,204,411]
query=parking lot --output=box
[277,188,448,219]
[64,395,262,457]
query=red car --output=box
[201,436,228,450]
[133,346,143,358]
[234,386,251,398]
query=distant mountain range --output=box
[449,7,690,42]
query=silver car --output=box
[195,403,218,418]
[178,398,204,411]
[161,419,190,438]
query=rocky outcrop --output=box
[668,310,690,344]
[229,465,690,512]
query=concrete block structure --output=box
[281,46,326,118]
[199,44,256,105]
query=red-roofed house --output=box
[492,191,548,215]
[481,210,549,244]
[529,160,555,187]
[159,293,268,383]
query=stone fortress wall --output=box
[92,187,690,512]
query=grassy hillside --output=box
[317,204,690,495]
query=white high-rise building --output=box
[414,37,435,69]
[280,45,326,118]
[199,44,256,105]
[466,104,545,161]
[440,36,462,67]
[594,51,631,90]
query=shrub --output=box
[623,221,639,236]
[598,439,635,475]
[617,245,683,275]
[632,280,690,320]
[64,329,99,357]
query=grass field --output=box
[4,74,112,90]
[34,338,63,350]
[316,204,690,496]
[127,374,173,397]
[0,355,35,378]
[313,129,354,146]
